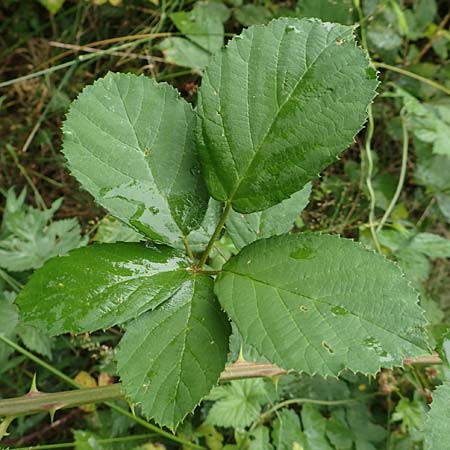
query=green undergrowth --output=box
[1,0,450,449]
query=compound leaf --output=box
[62,72,208,245]
[424,382,450,450]
[215,233,429,376]
[17,242,191,335]
[117,274,230,429]
[197,18,377,213]
[226,183,311,250]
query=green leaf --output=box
[0,293,18,337]
[399,89,450,156]
[424,382,450,450]
[234,5,273,26]
[93,215,142,244]
[271,409,307,450]
[73,430,107,450]
[38,0,65,15]
[0,291,18,364]
[187,199,222,252]
[215,233,429,376]
[197,18,377,213]
[437,192,450,222]
[0,189,85,272]
[17,325,52,359]
[159,37,210,70]
[415,140,450,192]
[62,72,208,245]
[170,2,228,53]
[17,242,191,335]
[326,410,353,450]
[345,404,386,449]
[392,398,425,433]
[226,183,311,250]
[160,2,229,70]
[296,0,355,25]
[206,379,268,429]
[409,232,450,259]
[117,274,230,429]
[248,426,273,450]
[301,404,333,450]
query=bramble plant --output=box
[16,18,432,430]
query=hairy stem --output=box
[376,114,408,232]
[197,201,232,268]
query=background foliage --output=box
[0,0,449,449]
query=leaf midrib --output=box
[227,24,349,202]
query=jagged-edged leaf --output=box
[17,325,52,359]
[271,410,307,450]
[424,382,450,450]
[17,242,191,335]
[0,189,85,272]
[206,379,268,429]
[62,72,208,245]
[226,183,311,250]
[215,233,429,376]
[117,274,230,429]
[197,18,377,213]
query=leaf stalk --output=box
[197,201,232,269]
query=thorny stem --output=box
[0,356,441,419]
[377,114,409,232]
[197,201,232,269]
[0,385,124,417]
[0,335,204,450]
